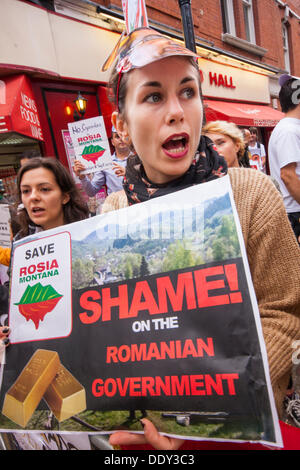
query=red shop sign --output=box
[209,72,236,89]
[0,74,44,141]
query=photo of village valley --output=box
[71,192,241,290]
[67,191,263,442]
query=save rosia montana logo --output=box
[9,232,72,344]
[15,283,63,330]
[81,144,106,164]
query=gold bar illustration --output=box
[43,364,86,422]
[2,349,60,428]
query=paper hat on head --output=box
[102,27,199,74]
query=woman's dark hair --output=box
[249,127,258,135]
[108,56,202,116]
[17,157,89,238]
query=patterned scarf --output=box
[123,135,228,205]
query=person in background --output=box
[268,74,300,429]
[202,121,281,191]
[242,128,251,146]
[0,236,10,340]
[0,179,13,286]
[248,127,266,172]
[0,205,20,272]
[0,178,10,205]
[100,27,300,450]
[18,148,42,167]
[240,128,251,168]
[202,120,245,168]
[73,126,131,197]
[268,74,300,246]
[13,157,89,240]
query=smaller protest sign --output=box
[68,116,113,174]
[62,129,107,215]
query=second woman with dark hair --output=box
[15,157,89,239]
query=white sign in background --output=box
[68,116,113,175]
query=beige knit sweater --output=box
[102,168,300,416]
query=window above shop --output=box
[242,0,256,43]
[282,22,291,73]
[220,0,236,36]
[221,0,267,57]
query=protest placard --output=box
[67,116,113,174]
[62,129,107,215]
[61,129,79,183]
[0,176,282,447]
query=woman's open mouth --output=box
[31,207,45,217]
[162,133,189,159]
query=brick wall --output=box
[103,0,300,75]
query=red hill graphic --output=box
[15,283,63,329]
[81,144,106,164]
